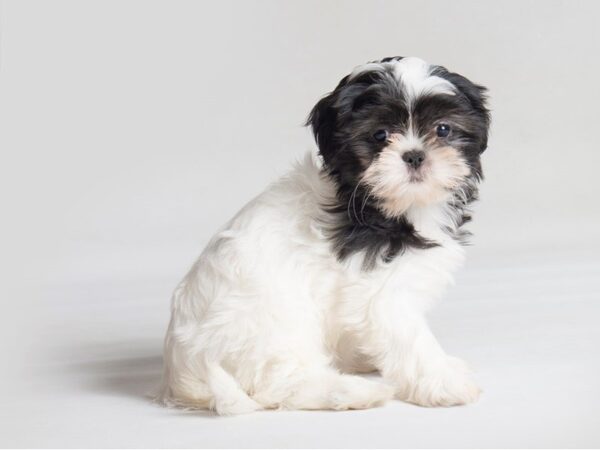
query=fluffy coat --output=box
[159,56,490,414]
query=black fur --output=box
[307,57,490,269]
[324,185,438,269]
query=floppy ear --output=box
[433,68,491,153]
[306,90,338,164]
[452,76,490,153]
[306,75,351,164]
[459,79,490,153]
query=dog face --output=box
[308,57,490,218]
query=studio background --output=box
[1,0,599,447]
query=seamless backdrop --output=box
[1,0,599,448]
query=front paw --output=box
[406,357,481,407]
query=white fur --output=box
[350,57,455,102]
[362,132,470,218]
[159,153,479,414]
[392,57,456,101]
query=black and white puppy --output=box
[160,56,491,415]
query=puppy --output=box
[159,56,490,415]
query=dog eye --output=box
[436,124,451,138]
[373,129,389,142]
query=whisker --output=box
[360,187,373,225]
[348,183,364,226]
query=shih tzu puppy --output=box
[160,56,490,415]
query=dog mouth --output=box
[407,167,427,183]
[408,173,425,183]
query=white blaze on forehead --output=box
[391,57,455,101]
[348,57,455,103]
[390,129,423,150]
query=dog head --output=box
[308,56,490,219]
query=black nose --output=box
[402,150,426,169]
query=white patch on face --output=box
[391,57,455,102]
[395,128,422,151]
[348,57,467,218]
[349,57,455,104]
[361,137,470,218]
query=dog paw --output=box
[331,377,395,410]
[214,394,263,416]
[407,357,481,407]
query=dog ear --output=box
[433,68,491,154]
[306,75,351,165]
[307,69,389,165]
[453,76,490,154]
[305,94,336,164]
[457,78,490,154]
[306,91,337,164]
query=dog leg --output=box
[252,364,393,411]
[366,303,480,407]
